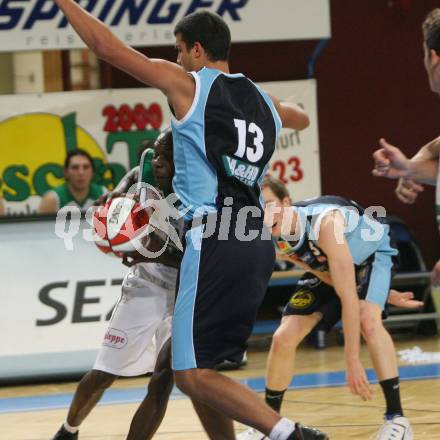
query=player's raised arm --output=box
[317,211,372,401]
[269,94,310,130]
[54,0,192,100]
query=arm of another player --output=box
[276,253,333,285]
[387,290,424,308]
[395,178,424,204]
[412,135,440,161]
[268,94,310,131]
[318,212,372,401]
[373,138,438,185]
[54,0,192,102]
[393,137,440,202]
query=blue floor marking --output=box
[1,363,439,414]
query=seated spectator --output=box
[38,150,107,214]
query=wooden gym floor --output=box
[1,335,439,439]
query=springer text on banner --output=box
[0,0,331,52]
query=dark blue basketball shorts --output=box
[283,253,393,331]
[172,216,275,370]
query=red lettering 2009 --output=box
[103,103,163,132]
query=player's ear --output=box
[430,48,440,65]
[192,41,204,59]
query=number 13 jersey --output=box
[171,67,281,220]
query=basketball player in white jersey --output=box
[51,131,180,440]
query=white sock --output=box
[63,421,79,434]
[270,418,296,440]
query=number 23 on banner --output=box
[271,156,304,184]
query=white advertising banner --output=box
[0,79,320,216]
[0,218,126,379]
[263,79,321,202]
[0,0,331,52]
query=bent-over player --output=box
[239,177,415,440]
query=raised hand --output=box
[372,138,410,179]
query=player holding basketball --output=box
[55,2,330,439]
[239,177,416,440]
[52,130,240,440]
[51,130,179,440]
[373,8,440,287]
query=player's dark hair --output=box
[262,176,290,201]
[154,128,173,155]
[174,11,231,61]
[64,149,95,171]
[423,9,440,54]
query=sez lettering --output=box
[36,279,123,326]
[0,0,248,31]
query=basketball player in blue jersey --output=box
[55,3,331,438]
[238,177,415,440]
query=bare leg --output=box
[66,370,117,426]
[174,314,319,436]
[175,368,281,436]
[192,399,235,440]
[126,339,174,440]
[360,301,398,380]
[266,314,320,391]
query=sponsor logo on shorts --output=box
[289,290,315,309]
[103,328,128,349]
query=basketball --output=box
[92,197,149,256]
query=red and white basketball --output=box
[92,197,149,257]
[92,203,113,255]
